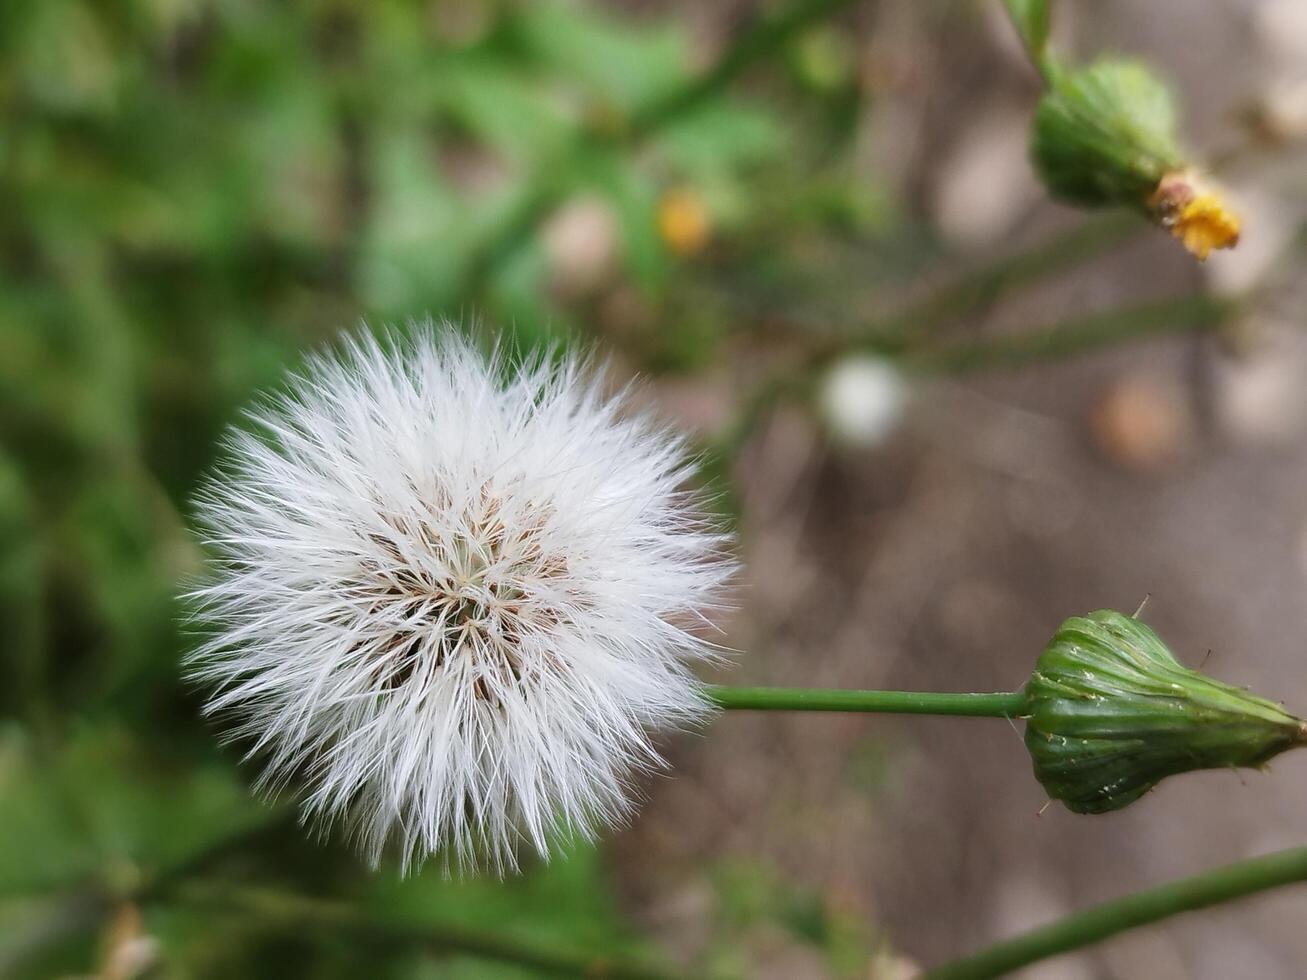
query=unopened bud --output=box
[1024,610,1305,814]
[1031,59,1239,260]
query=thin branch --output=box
[627,0,860,139]
[707,686,1027,717]
[132,810,301,904]
[873,211,1139,341]
[172,881,692,980]
[715,290,1234,457]
[909,293,1236,375]
[923,846,1307,980]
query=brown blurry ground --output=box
[611,1,1307,977]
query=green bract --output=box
[1032,59,1184,208]
[1024,610,1306,814]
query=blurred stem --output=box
[463,0,859,293]
[172,881,690,980]
[0,890,114,977]
[627,0,859,138]
[462,178,566,294]
[717,189,1139,350]
[923,846,1307,980]
[12,813,298,972]
[707,686,1027,717]
[872,211,1140,341]
[717,290,1235,457]
[132,810,300,904]
[714,214,1144,456]
[714,365,817,459]
[908,293,1236,375]
[1001,0,1055,83]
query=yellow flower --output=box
[1147,170,1241,261]
[1171,195,1241,261]
[656,187,710,256]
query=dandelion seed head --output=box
[187,325,734,874]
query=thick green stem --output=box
[170,882,689,980]
[706,686,1027,717]
[924,846,1307,980]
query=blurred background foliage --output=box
[0,0,897,976]
[5,0,1306,976]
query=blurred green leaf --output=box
[657,102,783,178]
[0,0,900,974]
[0,723,263,897]
[0,455,46,721]
[438,54,573,164]
[516,4,687,113]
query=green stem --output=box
[712,366,817,458]
[874,212,1139,341]
[462,178,566,293]
[172,881,689,980]
[910,293,1236,374]
[628,0,858,139]
[706,686,1027,717]
[1000,0,1054,84]
[132,810,300,903]
[924,846,1307,980]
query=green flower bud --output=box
[1032,58,1184,209]
[1028,58,1240,260]
[1024,610,1306,814]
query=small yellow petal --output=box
[1147,171,1241,262]
[656,187,710,256]
[1172,195,1241,261]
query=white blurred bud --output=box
[818,355,909,447]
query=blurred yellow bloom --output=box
[657,187,710,256]
[1170,195,1241,261]
[1148,170,1241,261]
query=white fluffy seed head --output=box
[187,324,734,875]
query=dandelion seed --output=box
[187,325,734,874]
